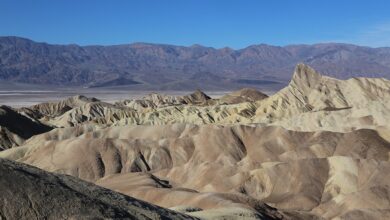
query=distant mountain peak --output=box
[190,44,205,48]
[1,36,390,90]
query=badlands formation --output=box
[1,63,390,219]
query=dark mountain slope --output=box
[0,105,52,150]
[1,37,390,90]
[0,158,197,220]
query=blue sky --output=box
[1,0,390,48]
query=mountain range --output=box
[1,36,390,90]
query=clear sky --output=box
[1,0,390,48]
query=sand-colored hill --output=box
[254,64,390,131]
[15,64,389,133]
[20,95,99,119]
[1,124,389,219]
[218,88,268,104]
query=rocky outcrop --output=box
[253,63,390,131]
[0,158,197,219]
[0,106,52,150]
[120,89,212,109]
[26,95,99,118]
[219,88,268,104]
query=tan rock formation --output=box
[2,63,390,219]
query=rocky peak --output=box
[189,89,211,100]
[69,95,99,103]
[290,63,322,90]
[181,89,211,105]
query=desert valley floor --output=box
[1,63,390,220]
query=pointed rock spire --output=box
[290,63,322,90]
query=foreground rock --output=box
[0,158,197,220]
[0,157,285,219]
